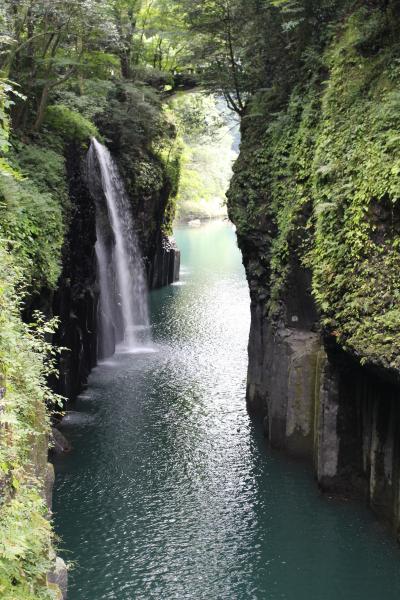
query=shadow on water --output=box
[53,220,400,600]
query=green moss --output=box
[44,105,99,146]
[229,6,400,372]
[312,7,400,370]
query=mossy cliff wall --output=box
[0,90,180,596]
[228,5,400,536]
[53,139,180,401]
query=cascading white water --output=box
[87,138,150,358]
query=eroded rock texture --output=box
[228,3,400,539]
[241,253,400,537]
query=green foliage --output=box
[0,80,11,153]
[133,0,192,73]
[0,81,68,293]
[0,80,25,152]
[170,93,237,220]
[98,82,164,152]
[229,2,400,372]
[265,83,320,313]
[53,80,115,122]
[0,2,190,597]
[172,93,226,141]
[311,7,400,370]
[44,105,99,146]
[0,245,61,600]
[0,164,64,291]
[12,141,68,203]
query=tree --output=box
[110,0,142,77]
[0,0,134,130]
[177,0,248,115]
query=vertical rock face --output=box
[53,144,98,400]
[53,143,180,402]
[317,356,400,535]
[150,234,181,289]
[227,2,400,540]
[241,256,400,537]
[247,307,320,457]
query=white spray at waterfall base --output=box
[87,138,152,358]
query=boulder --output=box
[48,556,68,599]
[51,428,72,454]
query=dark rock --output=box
[51,428,72,455]
[230,144,400,535]
[52,142,98,402]
[243,287,400,534]
[150,235,181,289]
[49,144,180,404]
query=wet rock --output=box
[50,147,181,404]
[247,306,321,458]
[44,463,55,512]
[245,288,400,534]
[234,190,400,534]
[51,428,72,455]
[150,235,181,289]
[48,556,68,600]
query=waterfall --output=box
[87,138,150,358]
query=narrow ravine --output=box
[53,221,400,600]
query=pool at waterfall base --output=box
[53,221,400,600]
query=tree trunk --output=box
[33,84,50,131]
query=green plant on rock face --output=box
[229,4,400,372]
[311,7,400,369]
[43,105,100,146]
[0,50,65,600]
[228,81,320,321]
[0,95,67,294]
[264,83,320,316]
[0,166,64,292]
[0,245,62,600]
[11,141,69,206]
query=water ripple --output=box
[54,222,400,600]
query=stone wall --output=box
[246,290,400,539]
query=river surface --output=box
[54,220,400,600]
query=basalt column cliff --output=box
[228,2,400,537]
[54,135,180,401]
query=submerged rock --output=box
[58,411,94,428]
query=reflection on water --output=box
[53,221,400,600]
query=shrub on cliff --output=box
[44,105,99,146]
[228,2,400,373]
[0,244,61,600]
[0,164,64,292]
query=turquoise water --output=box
[53,221,400,599]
